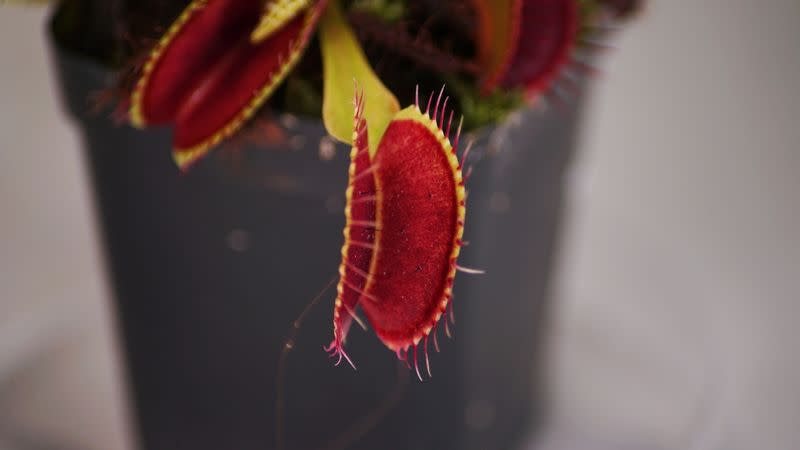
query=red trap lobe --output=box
[327,90,377,370]
[129,0,328,170]
[503,0,580,99]
[328,88,468,380]
[474,0,581,101]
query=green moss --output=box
[282,75,324,117]
[446,78,526,131]
[349,0,406,23]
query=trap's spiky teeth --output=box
[330,85,378,362]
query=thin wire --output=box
[276,275,337,450]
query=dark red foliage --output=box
[327,93,378,369]
[362,119,460,351]
[173,14,305,149]
[130,0,328,169]
[501,0,579,99]
[131,0,259,126]
[328,91,467,379]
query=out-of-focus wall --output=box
[550,0,800,449]
[0,1,798,450]
[0,6,133,450]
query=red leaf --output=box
[474,0,523,94]
[503,0,579,99]
[172,12,307,163]
[474,0,580,100]
[327,90,377,370]
[130,0,329,170]
[329,89,467,379]
[130,0,261,127]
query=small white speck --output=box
[507,110,524,127]
[279,113,298,129]
[226,229,251,252]
[319,137,336,161]
[488,126,509,155]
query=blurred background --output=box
[1,0,798,449]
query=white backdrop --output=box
[1,1,798,449]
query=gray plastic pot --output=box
[50,25,583,450]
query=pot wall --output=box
[51,34,582,450]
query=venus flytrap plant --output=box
[127,0,407,171]
[5,0,639,380]
[327,85,471,380]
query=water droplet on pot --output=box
[280,113,298,129]
[226,229,251,252]
[488,126,509,155]
[507,111,524,127]
[319,137,336,161]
